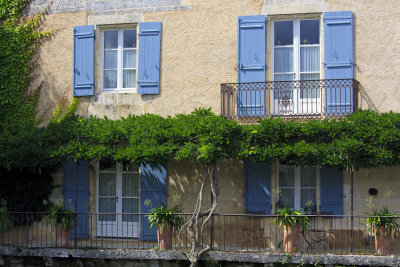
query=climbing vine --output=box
[0,0,50,123]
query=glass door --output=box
[272,20,321,115]
[97,162,139,238]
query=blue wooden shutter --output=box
[63,160,89,239]
[138,22,161,95]
[320,166,343,215]
[237,15,266,116]
[73,25,95,96]
[244,161,271,214]
[324,11,353,115]
[140,163,167,241]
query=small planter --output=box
[157,223,173,249]
[283,224,300,252]
[56,222,71,248]
[147,204,184,250]
[375,226,391,255]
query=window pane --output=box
[123,50,136,68]
[99,173,116,196]
[274,21,293,45]
[123,70,136,88]
[301,188,316,209]
[104,50,117,69]
[279,166,295,187]
[104,31,118,49]
[100,161,116,171]
[104,70,117,89]
[274,47,293,73]
[300,74,320,98]
[122,163,138,172]
[301,167,316,187]
[122,198,139,222]
[300,20,319,45]
[278,188,294,209]
[300,47,320,72]
[99,198,116,221]
[122,173,139,197]
[123,30,137,48]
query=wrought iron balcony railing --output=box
[221,79,360,123]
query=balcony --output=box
[1,212,398,253]
[221,79,360,123]
[1,213,399,265]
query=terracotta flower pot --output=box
[56,222,70,248]
[375,226,391,255]
[157,224,173,249]
[283,224,300,252]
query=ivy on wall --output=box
[0,0,49,123]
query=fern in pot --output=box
[0,200,13,246]
[365,206,400,255]
[147,203,184,249]
[44,200,76,248]
[274,207,310,252]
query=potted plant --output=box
[0,200,13,246]
[365,206,400,255]
[147,203,184,249]
[274,207,310,252]
[45,200,75,248]
[303,200,316,215]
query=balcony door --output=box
[272,20,321,115]
[97,162,139,238]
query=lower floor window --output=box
[97,161,139,237]
[277,165,317,212]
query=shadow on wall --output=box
[358,82,378,112]
[167,159,244,214]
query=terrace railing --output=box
[221,79,360,123]
[1,212,398,256]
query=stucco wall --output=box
[32,11,88,124]
[32,0,400,121]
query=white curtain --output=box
[122,173,139,222]
[104,50,117,89]
[274,47,293,74]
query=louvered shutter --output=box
[140,163,167,241]
[324,11,354,115]
[237,16,266,116]
[244,161,271,214]
[137,22,162,95]
[320,166,343,215]
[63,160,89,239]
[73,25,95,96]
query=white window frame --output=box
[101,26,137,93]
[96,161,140,237]
[276,164,318,210]
[271,19,321,82]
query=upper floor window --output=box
[102,28,137,92]
[273,19,320,83]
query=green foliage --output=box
[2,109,400,175]
[147,204,184,234]
[50,97,81,124]
[0,200,13,232]
[274,207,310,230]
[365,206,400,237]
[44,200,76,231]
[0,0,49,123]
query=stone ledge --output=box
[1,247,399,266]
